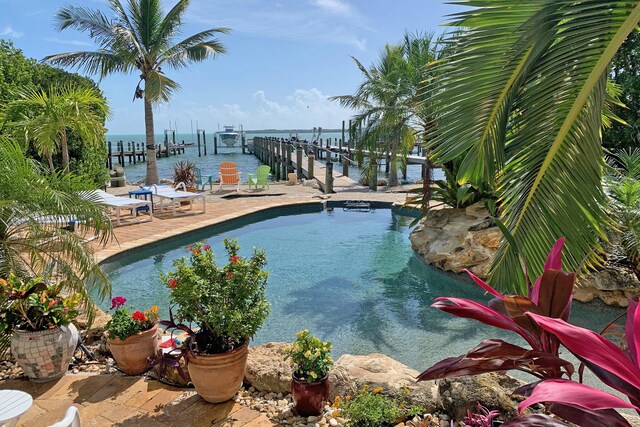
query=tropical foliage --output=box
[4,84,109,172]
[503,302,640,426]
[0,137,113,353]
[285,329,333,383]
[418,239,575,382]
[45,0,229,184]
[0,39,109,185]
[332,32,444,187]
[605,148,640,278]
[425,1,640,293]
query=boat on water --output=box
[217,125,243,147]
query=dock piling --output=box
[296,144,303,179]
[325,160,334,194]
[307,153,315,180]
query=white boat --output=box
[217,125,242,147]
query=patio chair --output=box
[146,184,206,217]
[194,167,213,191]
[248,165,271,190]
[218,162,241,192]
[49,406,81,427]
[81,189,153,227]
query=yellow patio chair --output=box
[248,165,271,190]
[218,162,241,192]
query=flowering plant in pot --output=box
[105,296,160,375]
[285,330,333,416]
[160,239,270,402]
[0,274,80,382]
[172,160,197,192]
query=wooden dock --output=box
[105,140,187,169]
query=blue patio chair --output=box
[194,167,213,191]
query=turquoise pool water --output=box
[101,205,623,371]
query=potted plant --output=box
[161,239,270,403]
[172,160,197,192]
[0,274,80,382]
[105,296,160,375]
[285,330,333,416]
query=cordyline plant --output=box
[499,301,640,426]
[418,238,575,382]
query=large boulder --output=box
[328,353,437,412]
[437,373,524,421]
[574,264,640,307]
[409,204,501,278]
[244,342,293,393]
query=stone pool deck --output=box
[0,182,419,426]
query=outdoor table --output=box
[128,188,154,214]
[0,390,33,427]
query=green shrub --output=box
[341,387,402,427]
[285,330,333,383]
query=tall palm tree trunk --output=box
[144,96,159,184]
[388,146,399,187]
[60,128,70,173]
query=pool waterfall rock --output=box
[409,203,501,278]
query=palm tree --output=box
[0,136,114,353]
[425,1,640,293]
[5,84,109,172]
[332,33,442,187]
[43,0,229,184]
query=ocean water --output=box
[106,131,435,184]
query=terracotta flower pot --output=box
[187,340,249,403]
[11,323,79,382]
[291,374,330,416]
[108,324,160,375]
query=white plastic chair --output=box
[49,406,81,427]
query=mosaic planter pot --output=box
[108,324,160,375]
[187,339,249,403]
[11,323,79,382]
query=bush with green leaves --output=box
[340,387,402,427]
[285,330,333,383]
[162,239,270,354]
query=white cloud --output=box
[45,37,93,47]
[311,0,353,16]
[0,26,24,39]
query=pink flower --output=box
[229,256,240,264]
[168,278,178,289]
[110,296,127,310]
[48,300,58,308]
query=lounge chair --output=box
[248,165,271,190]
[194,167,213,191]
[218,162,241,192]
[146,184,206,217]
[81,189,153,227]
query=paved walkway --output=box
[1,375,271,427]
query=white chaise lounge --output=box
[145,184,206,217]
[82,189,153,226]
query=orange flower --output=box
[0,278,7,288]
[151,305,158,313]
[192,248,201,255]
[372,387,383,394]
[226,272,234,279]
[345,395,351,401]
[168,278,178,288]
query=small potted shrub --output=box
[0,274,80,382]
[172,160,197,192]
[161,239,269,403]
[105,296,160,375]
[285,330,333,416]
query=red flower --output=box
[192,248,201,255]
[110,296,127,310]
[229,255,240,264]
[203,245,211,252]
[48,300,58,308]
[226,272,234,279]
[168,278,178,289]
[132,311,146,322]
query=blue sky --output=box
[0,0,459,133]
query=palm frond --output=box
[144,70,180,103]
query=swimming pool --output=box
[101,204,623,371]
